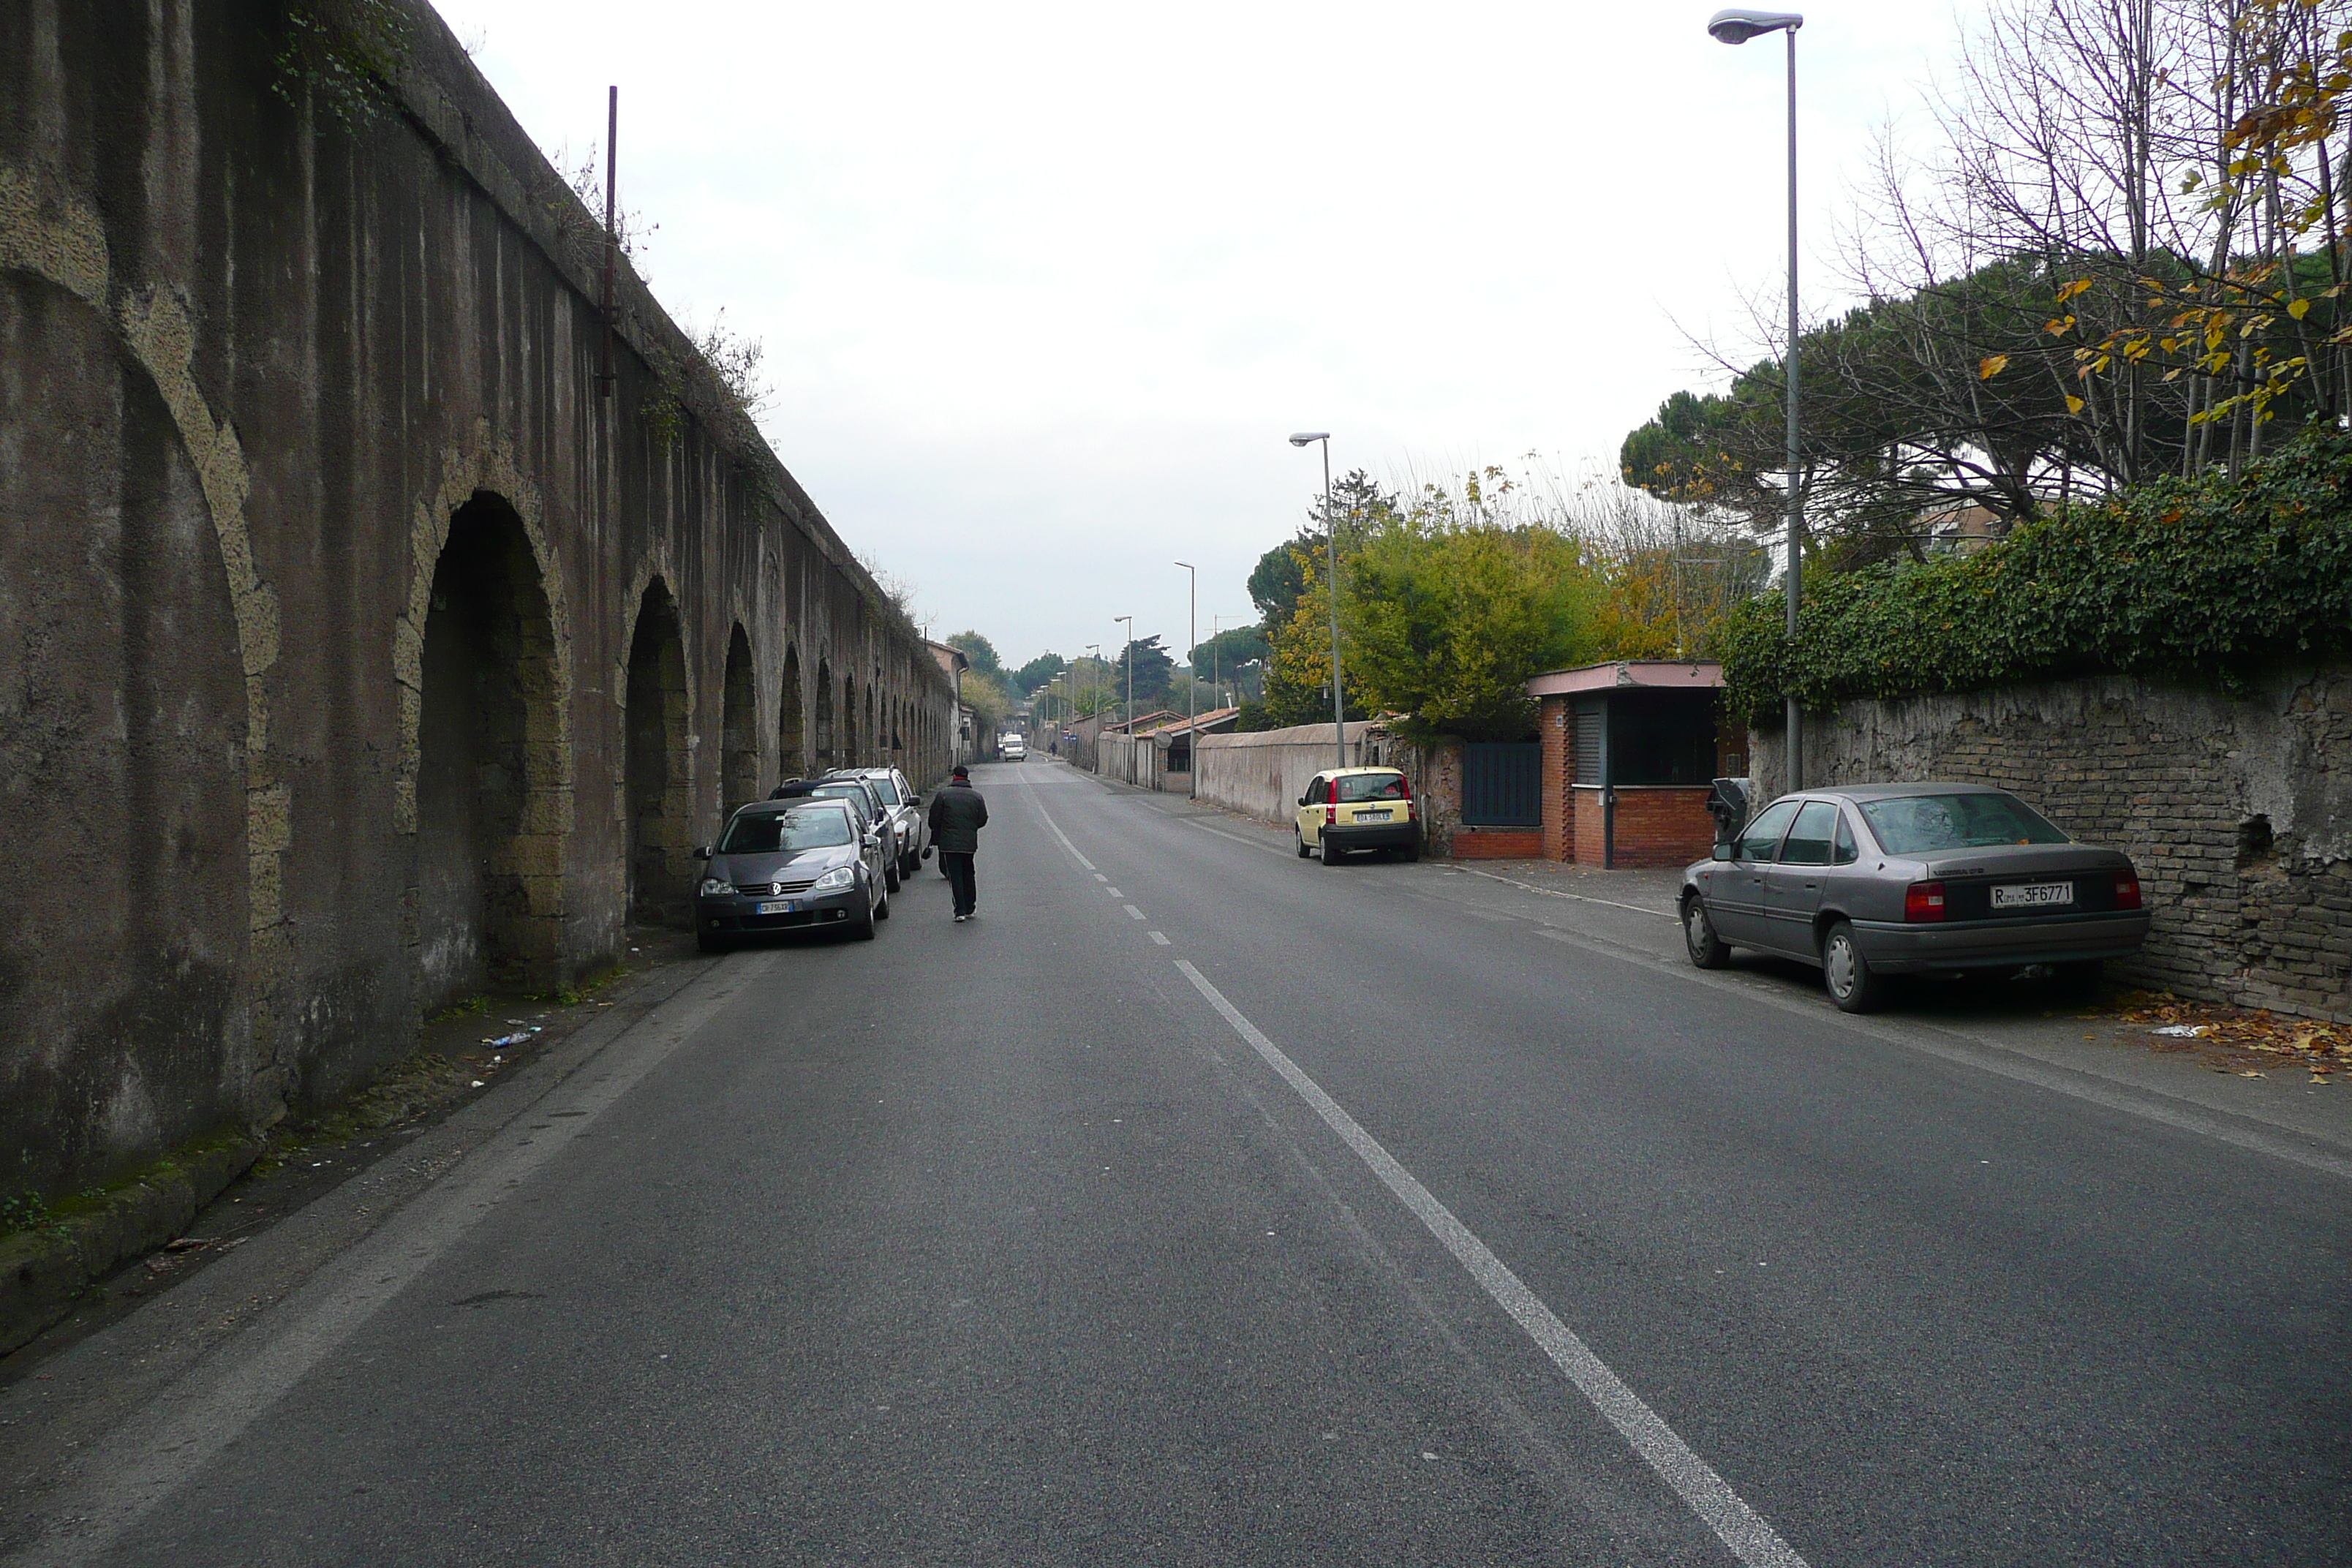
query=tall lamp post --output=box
[1173,562,1196,796]
[1708,7,1806,792]
[1113,615,1134,734]
[1288,431,1344,772]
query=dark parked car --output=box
[772,776,901,891]
[693,799,889,951]
[1680,783,2149,1012]
[830,766,925,879]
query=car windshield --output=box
[866,775,902,805]
[1859,792,2070,853]
[718,808,854,853]
[1338,772,1406,803]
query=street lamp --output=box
[1288,431,1345,772]
[1708,7,1806,792]
[1113,614,1134,734]
[1174,562,1197,797]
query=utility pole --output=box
[1114,616,1134,735]
[1175,562,1196,798]
[1288,433,1343,771]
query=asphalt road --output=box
[9,761,2348,1566]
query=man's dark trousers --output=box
[941,852,976,916]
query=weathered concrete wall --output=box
[1193,723,1460,853]
[0,0,956,1200]
[1750,666,2352,1019]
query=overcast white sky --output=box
[429,0,1964,676]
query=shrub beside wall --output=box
[1719,429,2352,725]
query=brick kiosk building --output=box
[1527,662,1741,867]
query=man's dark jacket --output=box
[929,780,989,853]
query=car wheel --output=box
[1319,837,1343,866]
[851,892,878,941]
[1682,895,1729,969]
[1295,829,1312,859]
[885,859,902,893]
[1399,840,1421,862]
[1822,920,1885,1013]
[874,881,892,920]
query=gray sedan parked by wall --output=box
[1680,783,2149,1012]
[693,799,889,951]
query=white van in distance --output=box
[999,733,1027,761]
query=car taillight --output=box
[2114,870,2142,910]
[1327,801,1337,826]
[1397,774,1414,800]
[1904,881,1947,922]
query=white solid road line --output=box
[1186,818,1294,858]
[16,951,782,1567]
[1174,959,1809,1568]
[1527,924,2352,1180]
[1462,865,1677,919]
[1020,771,1098,872]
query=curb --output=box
[0,1137,263,1357]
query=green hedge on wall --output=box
[1718,429,2352,726]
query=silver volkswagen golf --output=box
[1680,783,2151,1013]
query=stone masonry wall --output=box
[1750,666,2352,1020]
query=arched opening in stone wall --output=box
[864,684,876,768]
[625,579,693,928]
[721,624,758,815]
[417,492,564,1011]
[778,644,804,782]
[0,275,250,1194]
[843,674,860,768]
[814,658,835,768]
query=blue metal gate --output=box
[1460,742,1541,826]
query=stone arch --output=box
[625,578,693,927]
[396,439,576,981]
[843,672,860,768]
[0,263,251,1193]
[777,644,806,781]
[412,494,567,1011]
[814,658,836,767]
[3,165,298,1160]
[720,624,759,815]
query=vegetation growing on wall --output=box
[274,0,412,129]
[1716,427,2352,725]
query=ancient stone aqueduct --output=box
[1,2,958,1197]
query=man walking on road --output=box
[930,764,988,922]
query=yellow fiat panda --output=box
[1294,767,1420,864]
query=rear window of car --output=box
[1337,772,1406,803]
[1859,792,2070,853]
[719,808,853,853]
[808,783,872,818]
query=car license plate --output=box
[755,900,799,915]
[1991,881,2073,911]
[1356,810,1391,822]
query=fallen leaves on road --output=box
[2106,992,2351,1079]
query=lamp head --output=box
[1707,8,1802,43]
[1288,432,1330,447]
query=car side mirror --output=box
[1711,843,1734,862]
[693,845,712,861]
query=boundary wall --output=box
[1749,665,2351,1020]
